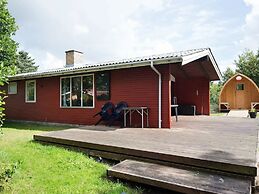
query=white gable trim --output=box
[182,49,222,80]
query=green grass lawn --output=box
[0,121,141,194]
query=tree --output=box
[235,49,259,86]
[210,68,235,113]
[0,0,18,130]
[220,67,235,85]
[0,63,15,130]
[0,0,18,67]
[16,51,38,74]
[210,82,221,113]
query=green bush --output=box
[0,91,7,134]
[210,103,219,113]
[0,161,19,191]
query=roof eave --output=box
[8,57,183,81]
[207,49,222,81]
[182,49,222,81]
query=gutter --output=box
[150,60,162,128]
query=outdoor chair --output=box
[108,101,128,127]
[93,102,115,125]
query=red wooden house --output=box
[4,48,221,128]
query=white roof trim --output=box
[207,50,222,80]
[182,50,209,65]
[182,49,222,80]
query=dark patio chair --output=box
[108,101,128,127]
[93,102,115,125]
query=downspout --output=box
[150,61,162,128]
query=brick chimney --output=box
[65,50,84,67]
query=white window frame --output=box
[60,74,95,109]
[8,82,17,94]
[25,80,36,103]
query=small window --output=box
[25,80,36,103]
[96,72,110,100]
[236,83,244,90]
[8,82,17,94]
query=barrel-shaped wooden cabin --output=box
[219,73,259,111]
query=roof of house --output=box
[9,48,222,81]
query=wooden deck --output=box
[34,116,259,177]
[108,159,252,194]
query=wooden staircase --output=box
[107,160,252,194]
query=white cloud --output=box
[217,59,236,72]
[40,52,64,70]
[74,24,89,35]
[9,0,171,69]
[240,0,259,50]
[7,0,258,73]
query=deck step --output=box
[107,160,252,194]
[227,110,248,117]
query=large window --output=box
[25,80,36,103]
[96,72,110,100]
[60,75,94,108]
[8,82,17,94]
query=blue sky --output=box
[8,0,259,72]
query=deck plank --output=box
[34,116,259,176]
[108,160,252,194]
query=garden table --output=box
[123,107,149,128]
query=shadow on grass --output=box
[3,121,71,132]
[35,140,179,194]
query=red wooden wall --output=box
[4,66,168,128]
[3,64,209,128]
[174,77,210,115]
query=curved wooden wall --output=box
[219,73,259,111]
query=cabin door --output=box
[235,83,245,109]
